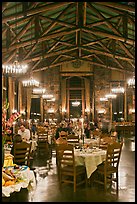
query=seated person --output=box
[56,131,68,145]
[11,134,22,155]
[18,124,31,142]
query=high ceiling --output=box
[2,2,135,75]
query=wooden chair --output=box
[56,144,87,192]
[59,130,68,140]
[99,133,116,150]
[67,134,79,145]
[94,141,123,194]
[37,131,49,154]
[13,141,32,166]
[92,129,101,138]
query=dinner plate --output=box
[4,165,29,173]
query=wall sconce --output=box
[48,108,54,113]
[62,108,67,113]
[98,109,106,114]
[85,108,90,113]
[100,97,108,101]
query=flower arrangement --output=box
[2,102,21,145]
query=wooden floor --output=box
[2,135,135,202]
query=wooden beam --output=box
[32,58,133,74]
[40,15,75,29]
[82,37,107,47]
[2,2,74,23]
[119,41,134,58]
[87,14,121,28]
[81,46,133,62]
[97,40,124,69]
[89,3,120,36]
[10,17,34,46]
[83,2,87,26]
[95,2,135,14]
[2,2,9,12]
[2,28,80,53]
[82,26,134,45]
[25,47,78,63]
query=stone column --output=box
[8,77,14,115]
[18,81,23,113]
[124,81,127,121]
[109,83,112,123]
[26,88,32,120]
[84,78,90,120]
[40,96,44,122]
[61,78,67,118]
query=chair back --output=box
[67,134,79,145]
[59,130,68,140]
[13,141,32,166]
[38,131,48,142]
[37,131,49,152]
[99,133,116,149]
[56,144,75,169]
[105,141,123,170]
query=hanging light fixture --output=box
[22,77,39,87]
[105,93,117,99]
[32,88,46,94]
[100,97,108,102]
[111,83,125,93]
[72,100,80,107]
[22,18,39,87]
[2,3,28,75]
[127,76,135,88]
[2,61,28,75]
[42,94,54,99]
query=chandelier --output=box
[2,3,28,75]
[32,88,46,94]
[111,87,125,93]
[2,60,28,75]
[42,94,54,99]
[100,97,108,101]
[72,101,80,107]
[127,76,135,88]
[22,77,39,87]
[105,93,117,99]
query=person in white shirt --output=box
[18,124,31,142]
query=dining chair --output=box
[37,131,49,155]
[13,141,32,166]
[59,130,68,140]
[67,134,79,145]
[56,144,87,192]
[99,133,116,150]
[93,141,123,194]
[92,129,101,138]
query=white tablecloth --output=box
[2,166,36,197]
[74,148,106,178]
[79,138,100,148]
[29,140,37,152]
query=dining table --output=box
[2,165,36,198]
[74,147,106,179]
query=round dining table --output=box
[74,148,106,178]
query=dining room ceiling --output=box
[2,2,135,75]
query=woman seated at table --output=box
[11,134,22,155]
[56,130,68,145]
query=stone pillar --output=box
[8,77,14,115]
[18,81,23,113]
[61,78,67,118]
[40,96,43,122]
[26,88,32,120]
[124,81,127,121]
[85,78,90,120]
[109,83,112,123]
